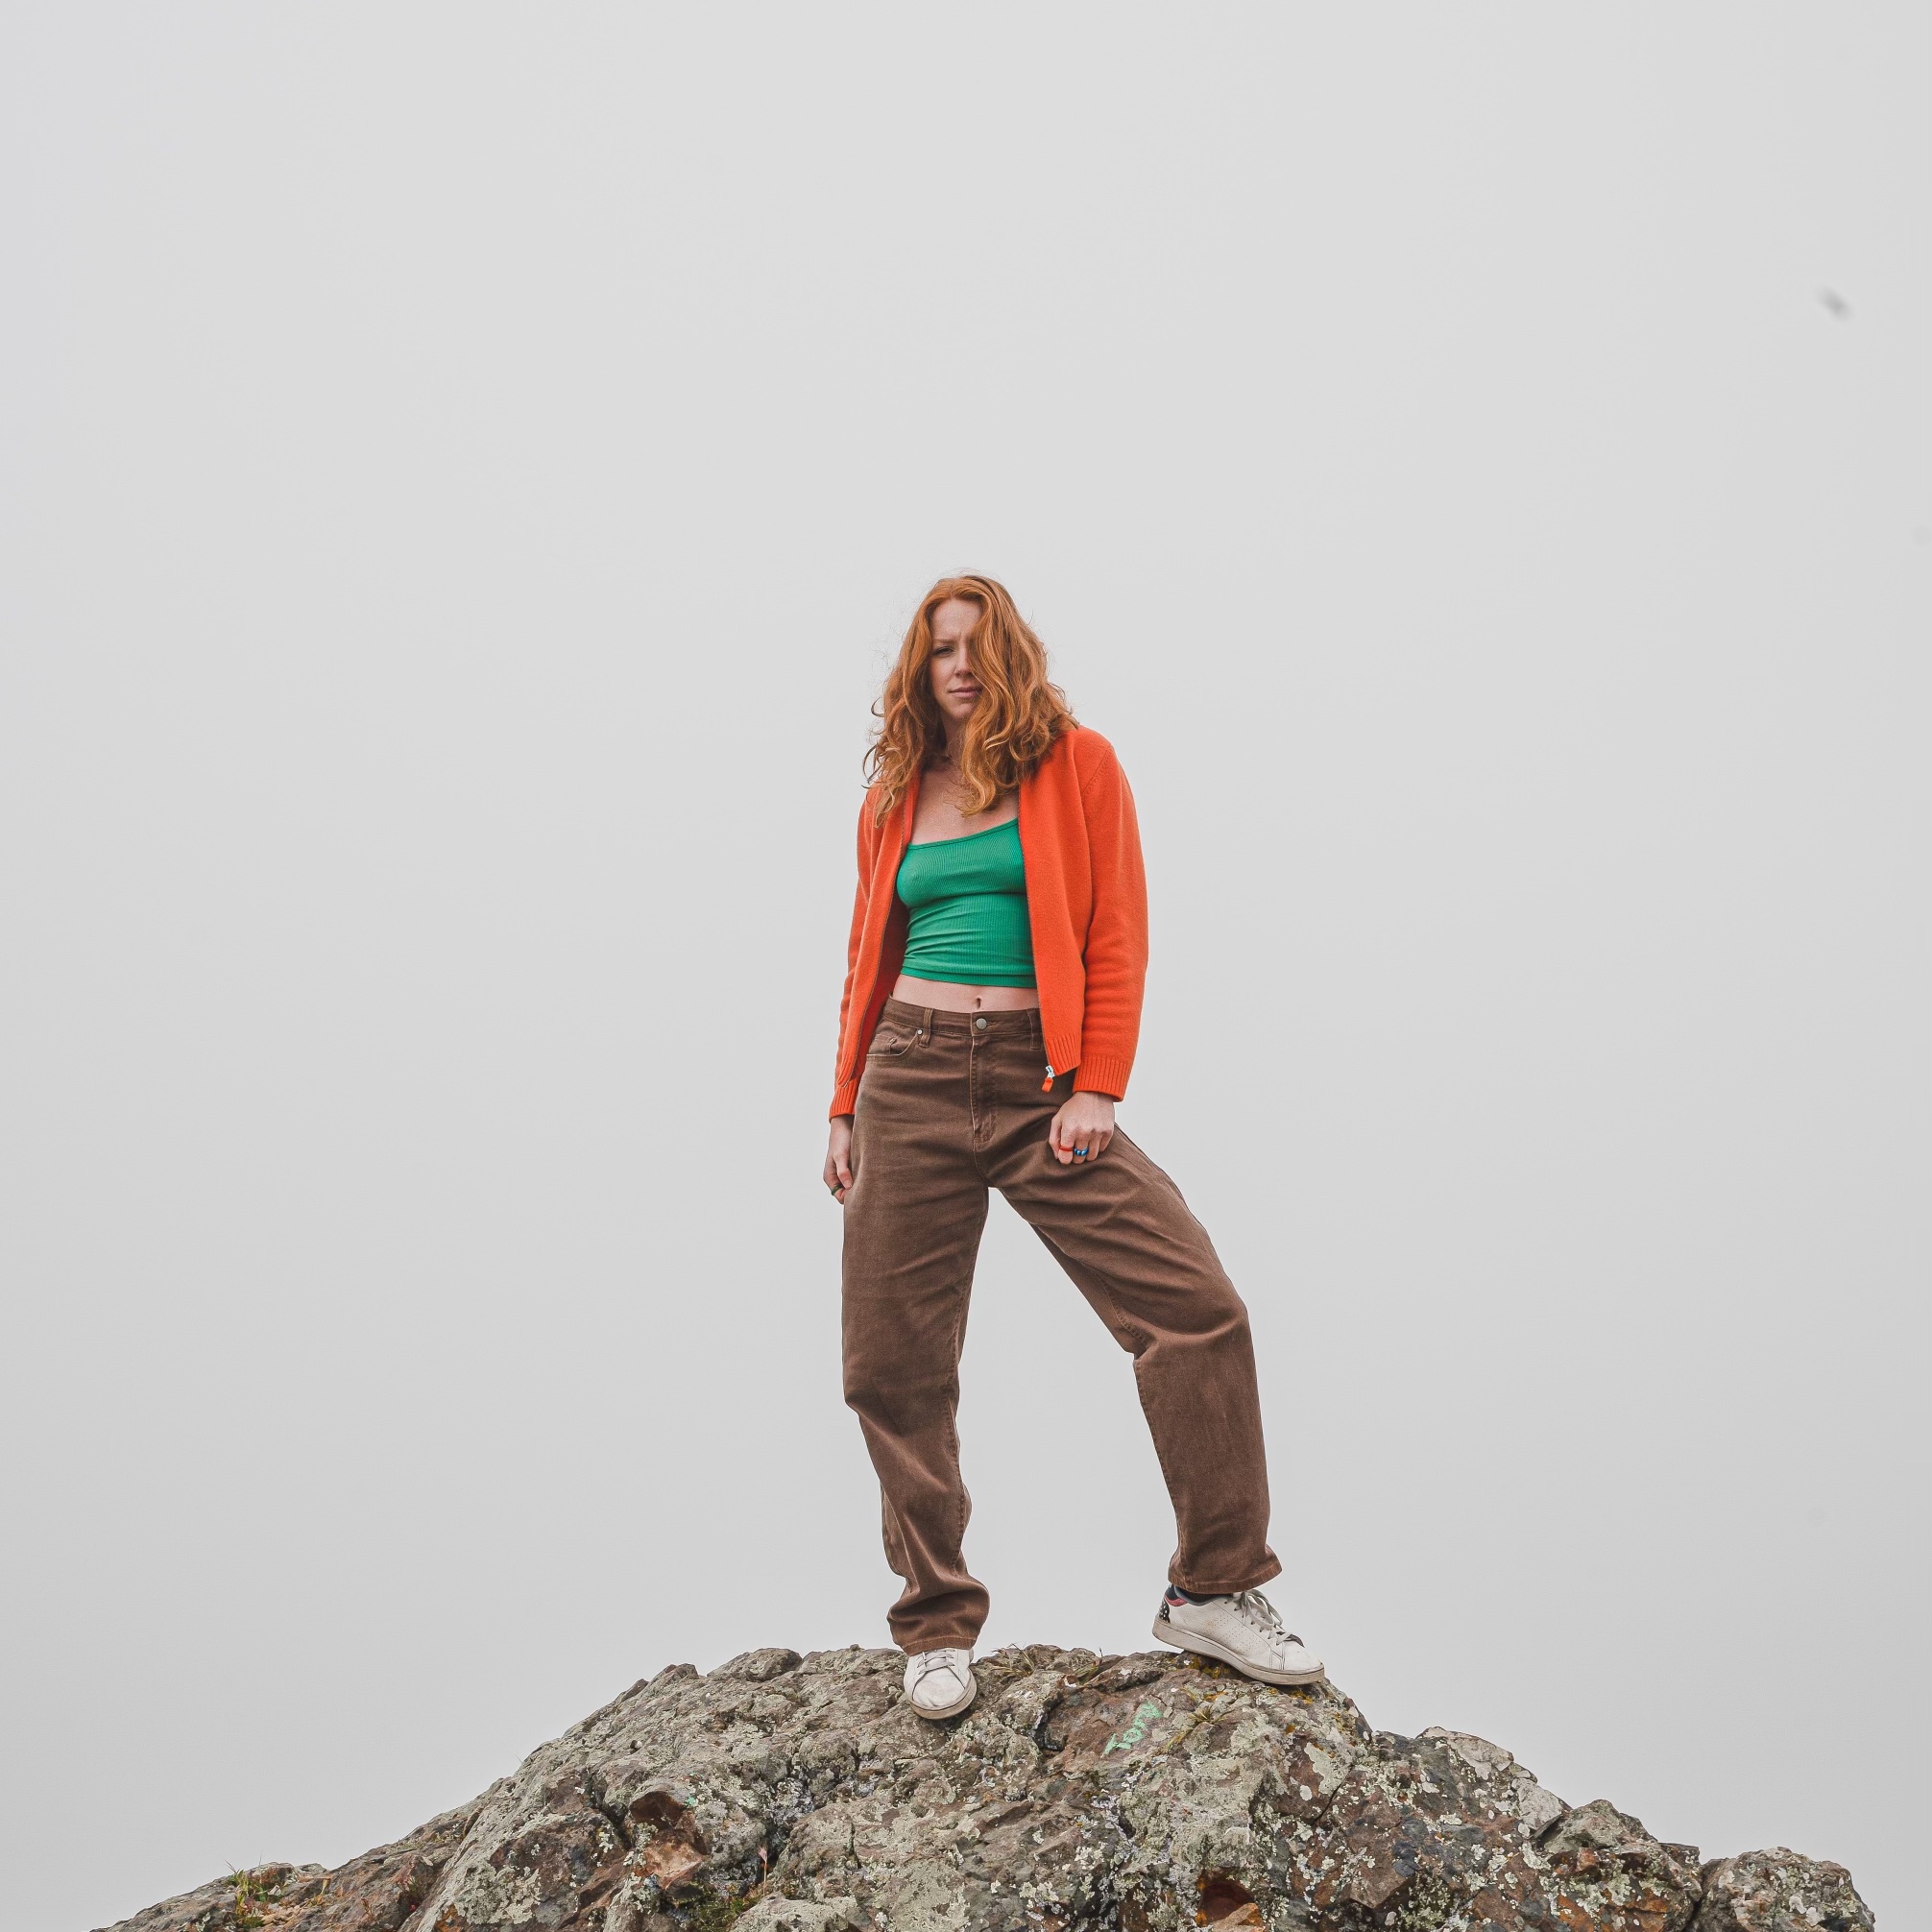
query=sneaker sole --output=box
[908,1674,978,1722]
[1150,1617,1326,1687]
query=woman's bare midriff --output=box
[892,974,1041,1013]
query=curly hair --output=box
[866,575,1076,823]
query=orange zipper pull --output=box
[1042,1064,1055,1092]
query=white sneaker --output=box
[904,1647,978,1720]
[1152,1586,1325,1685]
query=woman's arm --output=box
[1045,736,1144,1163]
[826,797,879,1199]
[1071,739,1148,1101]
[829,799,878,1121]
[825,1114,855,1200]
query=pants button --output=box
[974,1015,988,1030]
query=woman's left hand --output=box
[1051,1092,1116,1166]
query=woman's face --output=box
[928,598,983,733]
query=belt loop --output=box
[923,1004,935,1040]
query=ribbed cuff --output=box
[1073,1054,1132,1099]
[829,1079,859,1120]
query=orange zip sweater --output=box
[831,728,1147,1119]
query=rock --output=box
[1292,1734,1700,1930]
[96,1647,1872,1932]
[98,1804,480,1932]
[1696,1847,1875,1931]
[734,1900,865,1932]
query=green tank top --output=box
[896,818,1037,987]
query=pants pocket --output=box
[866,1018,925,1058]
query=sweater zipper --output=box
[1042,1063,1055,1092]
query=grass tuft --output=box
[222,1866,291,1930]
[683,1885,755,1931]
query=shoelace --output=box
[911,1651,967,1688]
[1229,1590,1305,1654]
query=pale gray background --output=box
[1,6,1925,1928]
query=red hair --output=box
[866,575,1075,823]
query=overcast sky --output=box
[1,6,1926,1928]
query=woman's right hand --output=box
[824,1116,855,1203]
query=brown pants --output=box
[841,999,1280,1653]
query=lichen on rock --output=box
[1694,1847,1875,1932]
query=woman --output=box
[825,575,1321,1721]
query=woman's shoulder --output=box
[1042,725,1124,782]
[853,784,893,847]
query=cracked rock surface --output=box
[99,1646,1873,1932]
